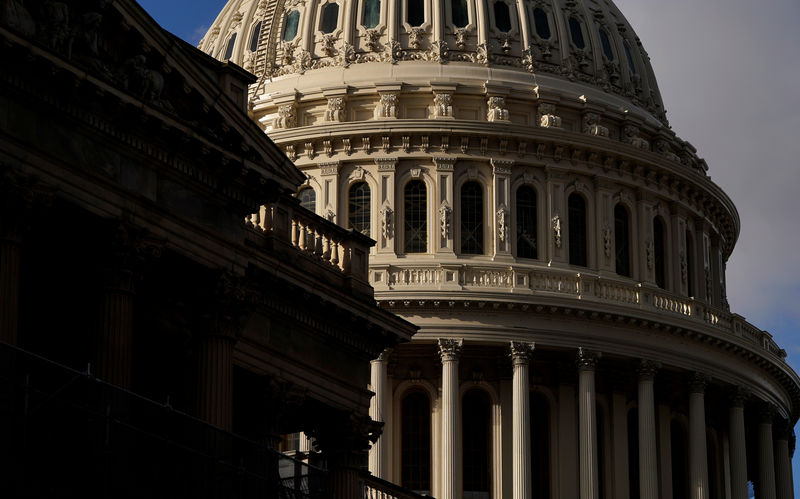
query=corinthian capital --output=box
[637,360,661,381]
[438,338,463,362]
[509,341,535,365]
[688,371,711,394]
[576,347,601,370]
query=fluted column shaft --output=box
[638,361,660,499]
[511,342,535,499]
[439,338,463,499]
[97,285,134,388]
[0,238,22,345]
[729,391,749,499]
[368,350,390,479]
[578,348,600,499]
[196,333,235,431]
[757,410,777,499]
[774,425,793,499]
[689,374,710,499]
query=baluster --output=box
[314,229,323,256]
[323,235,331,261]
[298,222,306,251]
[291,220,299,248]
[331,240,340,267]
[341,242,351,273]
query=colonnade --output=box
[367,340,795,499]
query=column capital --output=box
[773,418,792,440]
[438,338,463,362]
[0,168,55,242]
[728,386,751,408]
[576,347,601,371]
[688,371,710,394]
[758,402,777,425]
[372,348,393,363]
[509,341,535,365]
[198,270,253,341]
[103,219,163,293]
[636,359,661,381]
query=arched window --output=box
[671,421,689,499]
[614,204,630,277]
[599,28,614,60]
[348,182,371,236]
[452,0,469,28]
[516,186,537,259]
[568,193,587,267]
[460,182,483,254]
[362,0,381,29]
[493,1,511,32]
[568,17,585,49]
[531,392,551,499]
[686,230,695,297]
[297,188,316,212]
[401,391,431,494]
[321,3,339,33]
[249,21,262,52]
[532,8,551,39]
[407,0,425,27]
[223,33,237,60]
[653,217,666,289]
[404,180,427,253]
[283,10,300,41]
[627,409,640,499]
[462,389,491,499]
[624,42,636,74]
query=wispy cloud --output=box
[187,25,209,46]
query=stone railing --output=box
[371,263,787,361]
[246,195,374,296]
[362,472,431,499]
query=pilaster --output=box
[376,158,398,254]
[438,338,463,499]
[434,157,456,254]
[492,159,514,259]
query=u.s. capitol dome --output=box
[201,1,798,499]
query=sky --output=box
[139,0,800,492]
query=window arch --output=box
[568,193,587,267]
[223,33,237,60]
[462,389,491,498]
[516,186,537,259]
[568,17,585,49]
[614,204,631,277]
[362,0,381,28]
[249,21,262,52]
[460,182,484,254]
[686,229,695,297]
[452,0,469,28]
[493,1,512,32]
[297,188,316,212]
[653,217,666,288]
[283,10,301,41]
[624,42,637,74]
[401,391,431,494]
[404,180,427,253]
[532,8,551,39]
[321,3,339,33]
[531,392,551,499]
[599,28,614,60]
[348,182,371,236]
[407,0,425,27]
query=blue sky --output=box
[139,0,800,493]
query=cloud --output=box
[187,25,209,46]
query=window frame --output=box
[249,21,262,53]
[282,9,301,42]
[403,179,429,254]
[515,184,539,260]
[459,180,486,255]
[568,192,588,268]
[347,181,372,237]
[297,187,316,213]
[614,203,631,278]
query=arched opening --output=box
[516,185,537,259]
[283,10,301,41]
[614,204,631,277]
[297,188,316,212]
[321,3,339,34]
[568,193,587,267]
[671,420,689,499]
[628,408,640,499]
[407,0,425,27]
[462,389,491,499]
[686,230,695,297]
[493,1,511,33]
[249,21,262,52]
[401,391,431,494]
[531,392,551,499]
[223,33,237,60]
[452,0,469,28]
[624,42,637,74]
[460,182,484,254]
[362,0,381,29]
[532,8,551,39]
[653,217,666,289]
[568,17,585,49]
[404,180,427,253]
[599,28,614,60]
[348,182,371,236]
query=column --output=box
[611,390,630,499]
[688,372,710,499]
[774,420,794,499]
[757,406,777,499]
[510,341,534,499]
[637,360,660,499]
[728,388,749,499]
[0,234,21,345]
[577,348,601,499]
[439,338,463,499]
[369,349,391,479]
